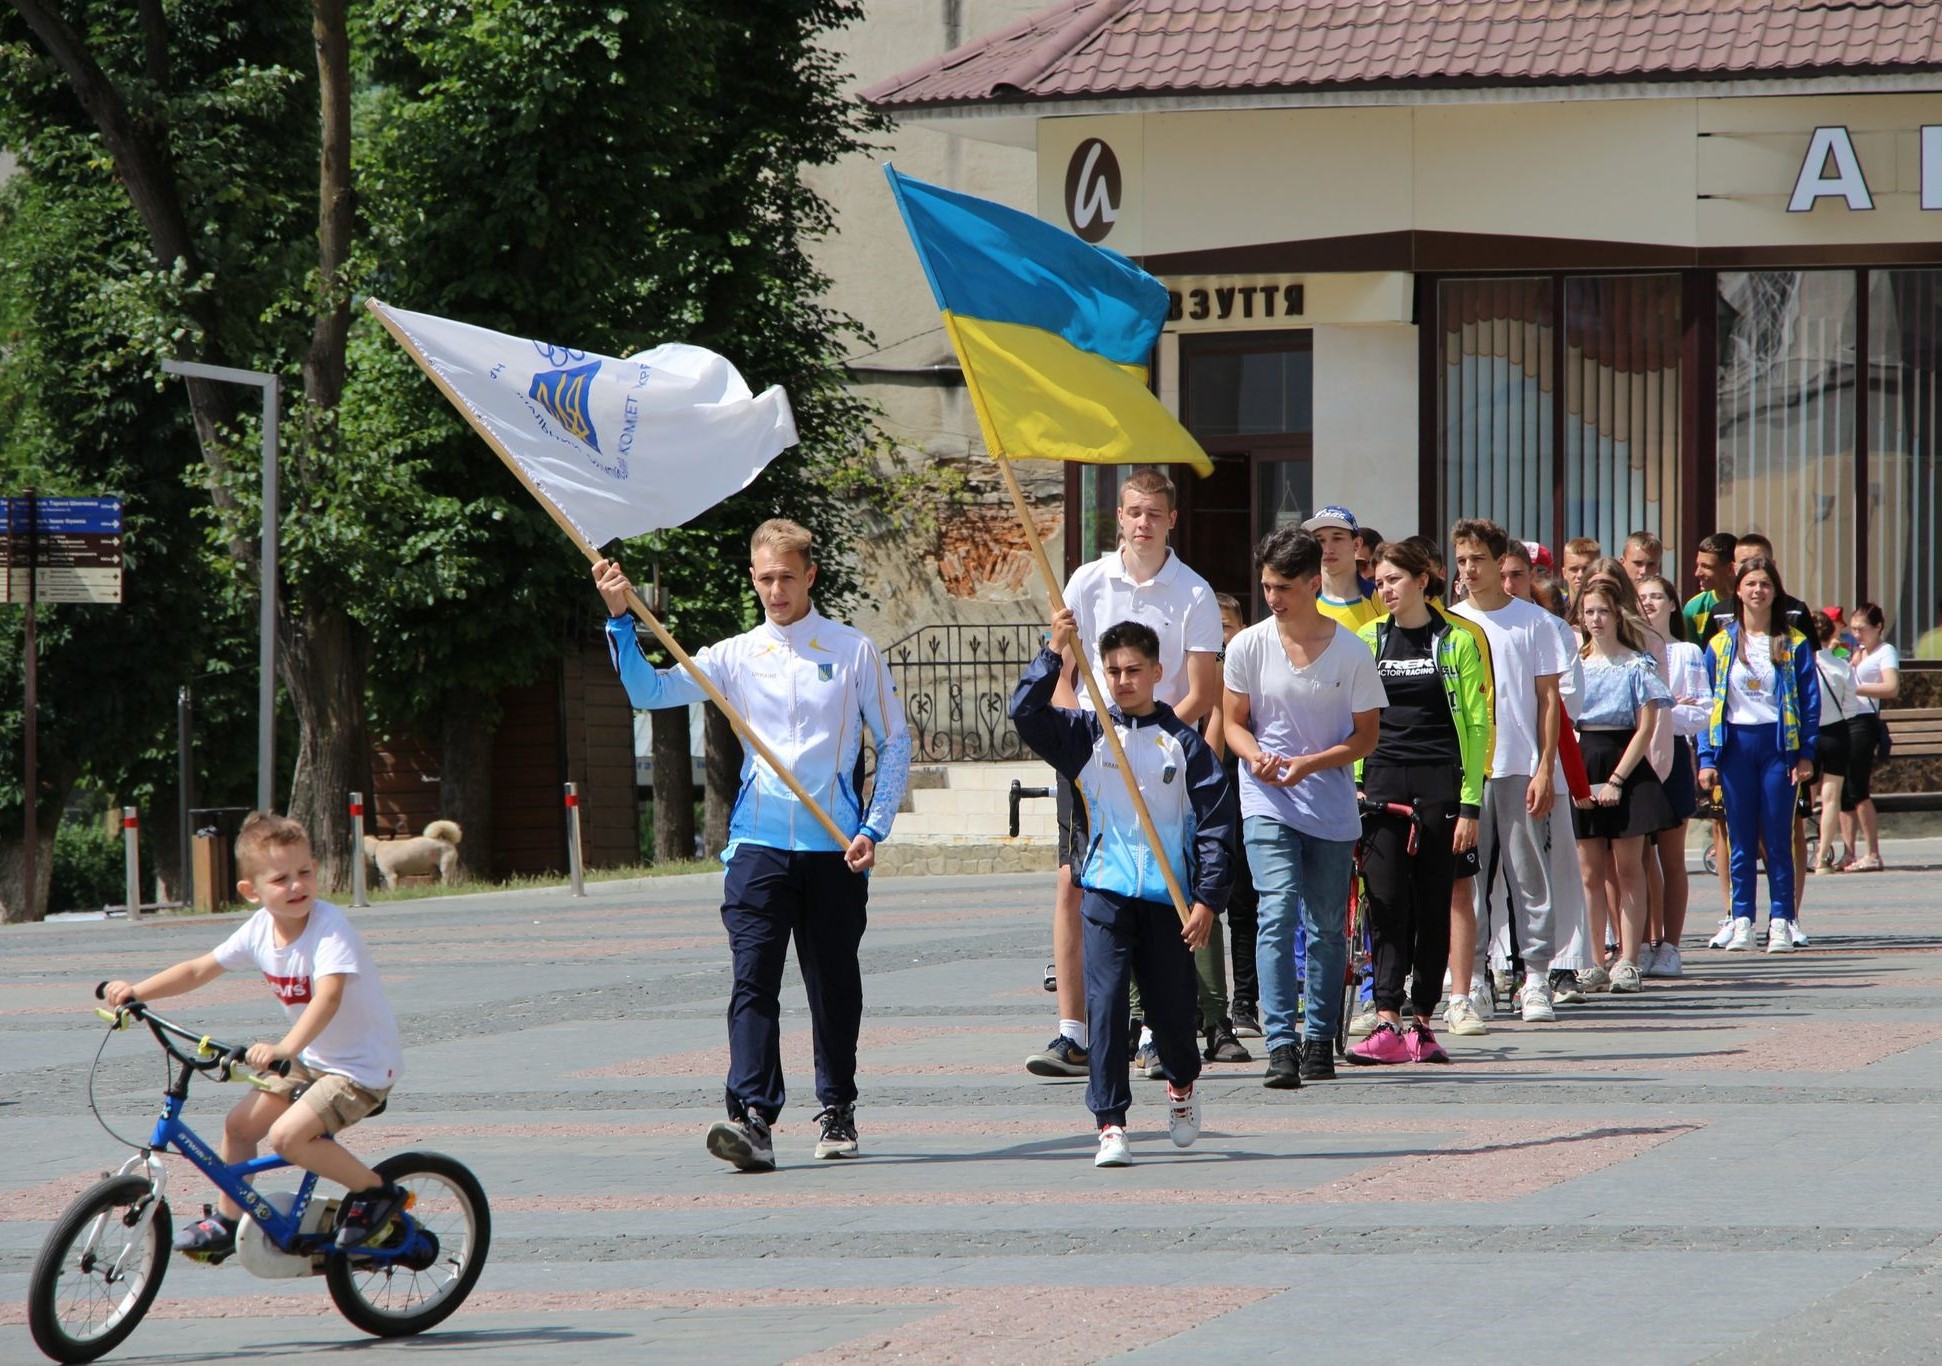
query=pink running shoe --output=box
[1407,1022,1451,1064]
[1346,1021,1411,1065]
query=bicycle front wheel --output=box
[28,1175,170,1364]
[326,1151,490,1338]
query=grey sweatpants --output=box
[1473,774,1576,979]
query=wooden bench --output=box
[1871,706,1942,812]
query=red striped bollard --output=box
[122,807,143,916]
[565,782,586,898]
[348,792,369,907]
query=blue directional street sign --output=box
[0,496,122,534]
[0,496,125,603]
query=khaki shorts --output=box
[259,1061,390,1135]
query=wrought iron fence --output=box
[884,622,1046,762]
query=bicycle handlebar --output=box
[1356,797,1424,857]
[93,982,294,1079]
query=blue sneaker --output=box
[1133,1040,1164,1079]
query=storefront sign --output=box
[1790,124,1942,212]
[1166,278,1304,325]
[1160,272,1411,331]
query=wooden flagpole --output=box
[365,298,852,851]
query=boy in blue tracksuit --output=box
[1011,609,1237,1168]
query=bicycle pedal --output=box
[180,1247,233,1266]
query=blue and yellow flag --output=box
[884,167,1212,477]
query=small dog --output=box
[363,819,463,889]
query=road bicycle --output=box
[26,987,489,1363]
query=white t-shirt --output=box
[1452,595,1567,778]
[214,898,404,1091]
[1066,548,1222,711]
[1725,636,1780,725]
[1853,642,1901,714]
[1223,619,1388,841]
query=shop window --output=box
[1867,270,1942,657]
[1184,348,1313,437]
[1563,275,1682,561]
[1437,278,1555,549]
[1716,271,1858,630]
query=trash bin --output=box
[188,807,251,913]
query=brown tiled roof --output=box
[860,0,1942,110]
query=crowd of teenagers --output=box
[1015,473,1907,1166]
[95,506,1909,1220]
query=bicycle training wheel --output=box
[28,1175,171,1364]
[326,1151,491,1338]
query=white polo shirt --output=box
[1065,548,1223,712]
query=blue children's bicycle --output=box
[26,988,490,1363]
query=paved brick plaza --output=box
[7,844,1942,1363]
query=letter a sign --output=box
[1789,127,1875,212]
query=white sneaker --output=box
[1444,996,1488,1036]
[1707,917,1736,949]
[1639,943,1663,976]
[1472,988,1496,1021]
[1789,921,1811,947]
[1724,917,1755,951]
[1347,1006,1379,1039]
[1766,921,1795,953]
[1166,1086,1201,1148]
[1578,963,1613,994]
[1650,944,1683,978]
[1610,960,1644,993]
[1519,978,1557,1022]
[1095,1124,1131,1167]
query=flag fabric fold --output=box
[368,300,797,545]
[884,166,1212,477]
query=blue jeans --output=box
[1245,816,1354,1051]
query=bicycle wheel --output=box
[1336,974,1356,1056]
[326,1151,490,1338]
[28,1175,170,1364]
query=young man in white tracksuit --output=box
[595,519,910,1173]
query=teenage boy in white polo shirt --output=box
[1024,469,1223,1080]
[1448,518,1573,1028]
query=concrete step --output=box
[874,835,1058,877]
[895,810,1058,839]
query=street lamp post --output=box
[161,360,279,814]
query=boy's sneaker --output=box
[1262,1043,1302,1089]
[1346,1005,1380,1038]
[1231,1003,1263,1038]
[1444,996,1487,1036]
[335,1183,410,1250]
[174,1206,238,1262]
[1407,1021,1451,1064]
[1765,920,1795,953]
[1133,1040,1165,1079]
[1707,916,1736,949]
[1578,964,1613,994]
[1789,921,1811,947]
[1472,988,1496,1020]
[1724,917,1755,951]
[1203,1019,1252,1063]
[1609,961,1644,993]
[1095,1124,1131,1167]
[1346,1020,1411,1065]
[1166,1085,1202,1148]
[1025,1035,1089,1077]
[1520,978,1557,1022]
[1298,1037,1336,1081]
[706,1113,776,1172]
[812,1103,860,1159]
[1550,969,1587,1004]
[1648,944,1684,978]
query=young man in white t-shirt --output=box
[103,812,407,1261]
[1026,469,1223,1080]
[1223,525,1386,1087]
[1448,519,1574,1027]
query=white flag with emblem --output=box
[368,300,797,545]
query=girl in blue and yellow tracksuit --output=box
[1695,557,1819,944]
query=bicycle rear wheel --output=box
[326,1151,490,1338]
[28,1175,170,1364]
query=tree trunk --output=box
[702,702,741,859]
[281,606,369,891]
[0,770,72,923]
[437,692,496,882]
[651,706,695,862]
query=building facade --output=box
[863,0,1942,653]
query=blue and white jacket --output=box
[605,607,911,863]
[1009,648,1235,912]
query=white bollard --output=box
[348,791,369,908]
[122,807,142,916]
[564,782,586,898]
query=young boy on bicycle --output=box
[102,811,406,1259]
[1010,609,1237,1167]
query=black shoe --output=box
[1203,1019,1252,1063]
[1298,1037,1336,1081]
[1025,1034,1089,1077]
[174,1205,237,1262]
[1231,1003,1262,1038]
[813,1102,860,1159]
[707,1113,777,1172]
[1262,1043,1302,1089]
[334,1183,409,1250]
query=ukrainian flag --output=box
[885,166,1212,477]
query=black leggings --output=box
[1360,763,1460,1019]
[1842,713,1881,809]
